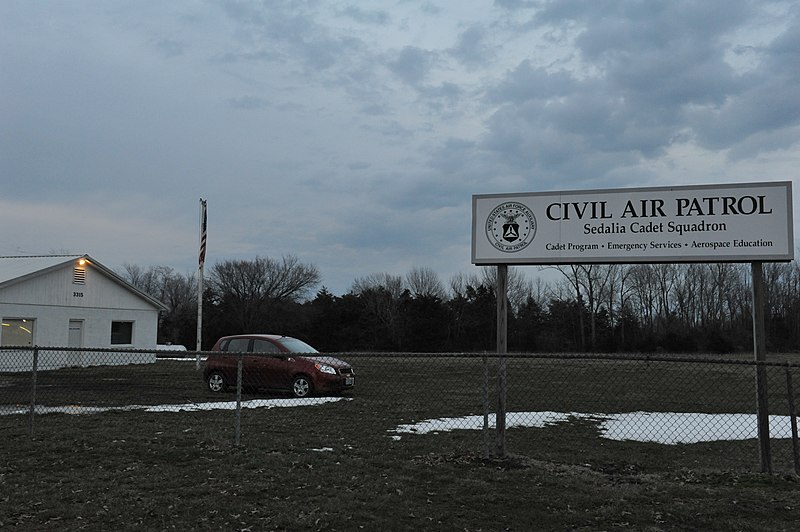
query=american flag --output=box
[199,199,207,268]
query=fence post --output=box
[496,265,508,458]
[751,261,772,473]
[28,346,39,436]
[235,353,243,446]
[786,365,799,475]
[483,354,489,459]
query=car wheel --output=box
[291,375,313,398]
[207,371,227,393]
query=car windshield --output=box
[277,337,318,354]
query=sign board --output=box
[472,181,793,265]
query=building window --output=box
[1,318,35,346]
[111,321,133,344]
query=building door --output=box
[68,320,85,366]
[68,320,84,348]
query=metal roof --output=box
[0,255,84,285]
[0,255,167,310]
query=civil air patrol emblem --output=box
[486,202,536,252]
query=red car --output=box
[204,334,354,398]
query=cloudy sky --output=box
[2,0,799,295]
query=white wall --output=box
[0,261,155,311]
[0,302,158,348]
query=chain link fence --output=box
[1,346,799,473]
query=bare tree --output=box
[405,266,446,300]
[351,273,405,348]
[628,264,658,333]
[529,273,550,311]
[476,266,532,313]
[674,264,701,328]
[601,264,633,340]
[119,264,196,345]
[211,255,320,302]
[449,272,473,301]
[610,265,637,347]
[552,264,615,350]
[209,255,320,331]
[653,264,678,332]
[121,264,176,301]
[352,273,404,298]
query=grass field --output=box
[2,353,799,530]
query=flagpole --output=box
[196,198,207,370]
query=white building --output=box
[0,255,166,370]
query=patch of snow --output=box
[391,411,798,445]
[0,396,350,416]
[601,411,794,444]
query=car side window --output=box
[225,338,250,352]
[252,339,281,354]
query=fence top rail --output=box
[0,345,220,356]
[2,346,798,369]
[327,351,800,368]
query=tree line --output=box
[121,256,800,353]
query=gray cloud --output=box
[386,46,438,86]
[470,0,800,188]
[220,1,366,72]
[155,38,186,58]
[486,61,578,103]
[449,24,497,67]
[228,96,270,109]
[337,5,391,25]
[2,0,798,295]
